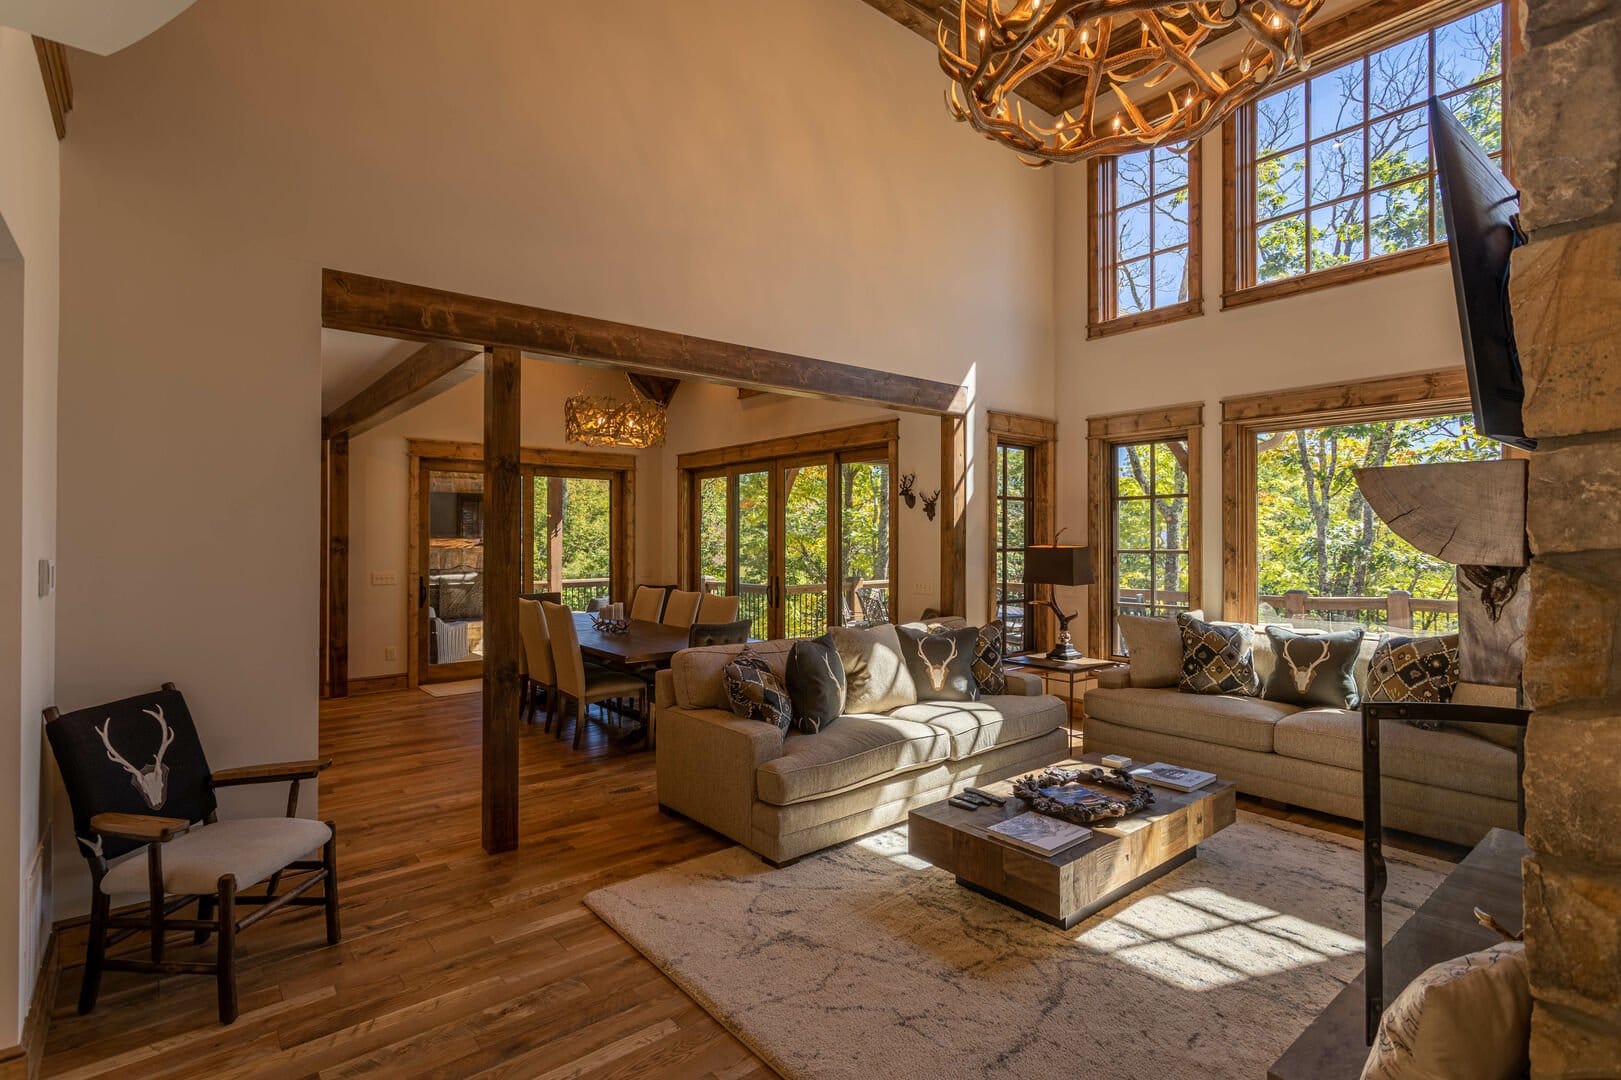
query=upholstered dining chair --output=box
[628,585,671,622]
[687,619,752,648]
[44,684,340,1025]
[521,591,562,606]
[696,592,741,623]
[541,601,649,749]
[517,598,557,729]
[661,590,701,628]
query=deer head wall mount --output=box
[96,704,175,810]
[898,473,917,509]
[921,489,941,522]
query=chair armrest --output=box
[90,812,191,843]
[1095,668,1131,690]
[211,758,331,788]
[1002,672,1043,696]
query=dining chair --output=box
[521,591,562,606]
[628,585,671,622]
[517,599,557,730]
[542,601,649,749]
[661,590,701,628]
[687,619,752,647]
[696,592,741,623]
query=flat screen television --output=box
[1430,97,1535,451]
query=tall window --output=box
[993,444,1029,652]
[1089,143,1202,337]
[1109,440,1192,653]
[989,413,1056,655]
[1232,3,1505,294]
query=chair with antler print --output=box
[44,683,340,1024]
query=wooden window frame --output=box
[406,440,636,686]
[1219,368,1473,624]
[988,412,1057,654]
[1087,404,1204,660]
[676,420,900,639]
[1222,0,1510,310]
[1088,143,1204,339]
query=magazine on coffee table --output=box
[1129,762,1217,792]
[985,811,1093,858]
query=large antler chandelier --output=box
[940,0,1322,165]
[565,376,667,449]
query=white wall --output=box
[1052,131,1468,643]
[54,0,1054,910]
[0,24,58,1050]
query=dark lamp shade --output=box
[1024,545,1093,587]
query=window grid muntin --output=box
[1109,439,1191,654]
[995,444,1030,651]
[1103,145,1194,317]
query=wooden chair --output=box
[44,684,339,1025]
[517,598,557,730]
[688,619,752,647]
[661,590,702,628]
[521,591,562,606]
[697,592,741,623]
[628,585,672,622]
[542,602,649,749]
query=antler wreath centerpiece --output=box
[1012,765,1155,824]
[939,0,1322,165]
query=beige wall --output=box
[1052,132,1469,643]
[54,0,1054,910]
[0,24,58,1049]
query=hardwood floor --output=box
[40,689,1462,1078]
[41,689,773,1079]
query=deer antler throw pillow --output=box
[1261,626,1365,708]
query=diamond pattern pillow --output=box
[1367,634,1460,724]
[1177,613,1260,696]
[722,646,792,734]
[972,620,1007,695]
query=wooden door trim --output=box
[675,420,899,471]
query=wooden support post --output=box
[1385,590,1412,631]
[940,414,967,617]
[482,346,522,854]
[327,434,349,698]
[546,476,565,593]
[320,437,329,698]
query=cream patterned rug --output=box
[585,813,1447,1080]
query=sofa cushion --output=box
[671,640,795,711]
[826,624,918,714]
[897,624,979,702]
[755,714,950,806]
[1119,610,1203,688]
[889,694,1063,760]
[1273,708,1517,800]
[1082,687,1296,753]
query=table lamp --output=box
[1023,536,1093,662]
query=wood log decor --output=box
[1353,459,1528,567]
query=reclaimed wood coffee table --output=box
[908,754,1237,929]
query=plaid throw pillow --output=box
[722,646,792,734]
[1177,613,1260,696]
[1367,634,1460,725]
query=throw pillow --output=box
[897,624,979,702]
[1367,634,1461,722]
[786,636,845,734]
[1261,626,1365,708]
[972,619,1007,695]
[1361,941,1529,1080]
[1177,613,1260,696]
[722,646,792,734]
[825,624,918,714]
[1119,609,1205,688]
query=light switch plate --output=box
[37,559,54,598]
[383,646,399,663]
[370,571,399,587]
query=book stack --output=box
[985,812,1093,858]
[1129,762,1218,792]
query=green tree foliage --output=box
[530,476,612,594]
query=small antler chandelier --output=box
[565,377,667,449]
[939,0,1323,165]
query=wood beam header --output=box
[323,342,480,439]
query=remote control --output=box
[963,787,1006,806]
[948,795,980,810]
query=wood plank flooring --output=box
[41,689,1462,1078]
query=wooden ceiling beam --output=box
[322,269,968,415]
[322,342,481,439]
[625,373,681,407]
[32,37,71,140]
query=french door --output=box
[692,450,892,640]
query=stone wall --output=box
[1508,1,1621,1073]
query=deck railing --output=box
[703,578,890,638]
[1114,587,1458,633]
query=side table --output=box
[1003,654,1124,754]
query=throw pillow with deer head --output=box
[897,624,980,702]
[1260,626,1366,709]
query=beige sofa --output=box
[655,638,1068,864]
[1083,629,1520,846]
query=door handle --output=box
[418,576,428,608]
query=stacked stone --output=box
[1508,1,1621,1073]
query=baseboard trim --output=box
[349,673,407,695]
[0,932,60,1079]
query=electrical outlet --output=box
[383,646,399,663]
[371,571,399,587]
[37,559,54,598]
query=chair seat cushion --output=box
[889,695,1063,760]
[100,817,331,896]
[1273,709,1517,800]
[1082,687,1297,753]
[584,667,650,699]
[755,715,950,806]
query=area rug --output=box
[585,813,1447,1080]
[419,679,481,698]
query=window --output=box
[1087,405,1203,659]
[529,475,616,610]
[1089,143,1203,337]
[989,413,1056,655]
[1221,370,1502,628]
[1228,3,1505,301]
[994,444,1029,651]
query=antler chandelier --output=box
[939,0,1323,165]
[565,377,667,449]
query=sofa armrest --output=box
[1002,671,1044,696]
[1095,668,1131,690]
[655,669,676,710]
[656,706,785,847]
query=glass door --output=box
[839,456,891,627]
[527,472,616,609]
[419,465,485,681]
[779,457,832,639]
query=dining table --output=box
[570,612,695,668]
